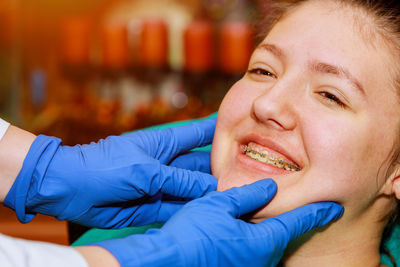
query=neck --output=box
[282,211,386,267]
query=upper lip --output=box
[239,133,303,169]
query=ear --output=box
[381,166,400,199]
[393,177,400,200]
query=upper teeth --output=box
[243,145,300,171]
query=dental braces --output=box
[243,145,300,171]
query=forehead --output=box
[259,0,398,105]
[267,1,375,58]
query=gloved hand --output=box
[4,119,217,228]
[96,179,344,267]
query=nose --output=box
[251,80,299,131]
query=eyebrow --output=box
[257,43,286,60]
[308,61,366,97]
[256,43,366,97]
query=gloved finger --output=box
[135,118,216,164]
[127,198,187,226]
[213,179,277,218]
[156,201,187,222]
[169,151,211,173]
[256,202,343,249]
[76,205,141,229]
[155,164,217,198]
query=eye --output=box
[319,91,346,108]
[247,68,277,79]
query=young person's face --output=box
[211,1,400,222]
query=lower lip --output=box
[236,144,293,175]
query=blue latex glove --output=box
[96,179,344,267]
[169,151,211,174]
[4,119,217,228]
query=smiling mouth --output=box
[242,144,301,172]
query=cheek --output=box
[303,116,369,195]
[297,113,387,212]
[211,80,258,179]
[218,80,256,124]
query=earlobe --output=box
[379,167,400,198]
[382,168,400,199]
[392,177,400,200]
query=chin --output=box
[215,172,280,221]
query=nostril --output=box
[266,118,286,130]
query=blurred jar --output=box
[215,20,254,104]
[134,18,173,127]
[59,16,95,122]
[179,19,215,120]
[97,21,129,128]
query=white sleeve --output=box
[0,233,88,267]
[0,118,10,141]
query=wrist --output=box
[0,125,35,203]
[3,135,61,223]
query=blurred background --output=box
[0,0,268,245]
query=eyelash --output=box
[319,92,346,108]
[247,68,277,78]
[247,68,347,108]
